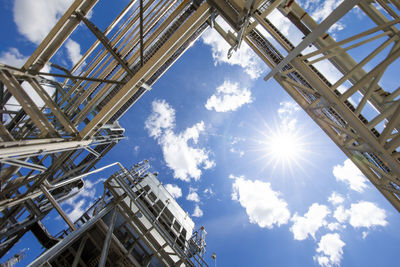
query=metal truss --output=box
[0,0,211,256]
[210,0,400,210]
[1,0,400,258]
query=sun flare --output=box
[260,126,310,172]
[266,131,303,162]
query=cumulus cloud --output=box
[66,199,87,222]
[314,233,345,267]
[278,101,300,115]
[327,223,341,231]
[333,159,368,192]
[65,178,104,205]
[301,0,345,35]
[161,123,215,181]
[201,18,266,79]
[333,201,387,229]
[0,47,50,74]
[278,101,300,131]
[65,39,83,66]
[145,99,175,138]
[13,0,73,44]
[164,184,182,199]
[288,198,386,265]
[333,205,348,223]
[205,81,252,112]
[328,192,344,206]
[231,175,290,229]
[310,0,343,21]
[346,201,387,228]
[192,204,203,218]
[63,178,105,222]
[145,100,214,181]
[290,203,331,240]
[0,48,27,67]
[186,187,200,203]
[265,9,304,46]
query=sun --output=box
[258,125,310,174]
[244,106,315,176]
[266,130,304,162]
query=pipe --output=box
[45,162,125,189]
[40,185,77,231]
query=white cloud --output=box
[333,205,348,223]
[0,48,27,67]
[333,159,368,192]
[290,203,331,240]
[164,184,182,199]
[278,101,300,115]
[13,0,73,44]
[362,231,369,239]
[186,187,200,203]
[65,39,83,66]
[231,175,290,229]
[62,178,105,222]
[301,0,345,35]
[145,99,175,138]
[310,0,343,22]
[314,233,345,267]
[192,204,203,218]
[145,100,214,181]
[278,101,300,131]
[65,178,104,206]
[0,48,26,120]
[327,223,341,231]
[333,201,387,230]
[160,123,213,181]
[203,159,216,169]
[205,81,252,112]
[328,192,344,206]
[266,9,304,46]
[315,256,330,267]
[268,9,291,37]
[230,147,245,157]
[346,201,387,228]
[66,199,87,222]
[201,18,266,79]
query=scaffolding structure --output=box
[0,0,399,259]
[29,161,208,267]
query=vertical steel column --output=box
[98,207,118,267]
[71,235,88,267]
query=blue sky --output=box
[1,0,400,266]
